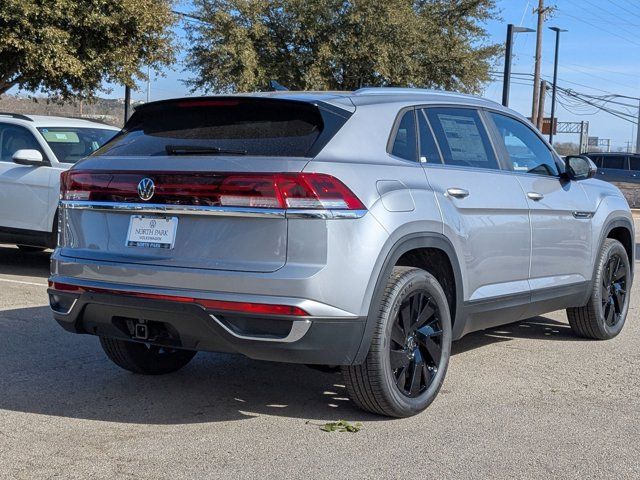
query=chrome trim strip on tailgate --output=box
[60,201,367,219]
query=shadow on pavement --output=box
[0,243,589,423]
[453,316,578,355]
[0,305,377,424]
[0,245,50,279]
[0,302,578,425]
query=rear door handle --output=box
[446,188,469,199]
[527,192,544,201]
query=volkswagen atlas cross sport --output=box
[48,88,634,417]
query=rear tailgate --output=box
[57,97,353,273]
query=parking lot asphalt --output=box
[1,228,639,479]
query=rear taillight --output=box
[48,281,309,316]
[60,171,365,210]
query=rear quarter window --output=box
[390,110,417,161]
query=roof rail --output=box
[0,112,33,121]
[354,87,446,96]
[352,87,503,107]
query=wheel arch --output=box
[352,232,464,365]
[601,217,634,274]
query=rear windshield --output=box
[94,98,351,158]
[38,127,117,163]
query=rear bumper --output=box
[48,285,366,365]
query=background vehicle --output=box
[48,89,634,417]
[584,152,640,208]
[0,113,119,250]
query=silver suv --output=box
[48,89,634,417]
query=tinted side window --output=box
[602,155,626,170]
[589,155,603,168]
[426,108,498,170]
[390,110,417,161]
[629,156,640,171]
[490,112,559,176]
[417,110,442,164]
[0,124,43,162]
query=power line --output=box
[558,65,638,91]
[564,0,640,39]
[488,73,640,126]
[562,62,640,81]
[605,0,640,18]
[495,70,630,96]
[556,8,640,48]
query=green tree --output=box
[185,0,500,94]
[0,0,175,97]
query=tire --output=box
[17,245,46,253]
[99,337,197,375]
[567,238,631,340]
[342,266,452,417]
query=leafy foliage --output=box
[320,420,363,432]
[185,0,500,93]
[0,0,175,97]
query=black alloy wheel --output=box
[601,253,627,328]
[342,266,452,417]
[389,291,443,398]
[568,238,631,340]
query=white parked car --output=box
[0,113,119,251]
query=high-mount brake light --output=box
[176,100,240,108]
[48,282,309,316]
[60,171,366,211]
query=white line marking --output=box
[0,277,47,287]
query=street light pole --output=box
[502,24,515,107]
[124,85,131,126]
[548,27,567,145]
[502,24,535,107]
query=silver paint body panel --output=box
[51,89,635,343]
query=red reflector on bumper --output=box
[48,282,309,316]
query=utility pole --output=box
[536,80,546,128]
[579,121,588,154]
[531,0,551,129]
[636,99,640,153]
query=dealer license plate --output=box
[126,216,178,249]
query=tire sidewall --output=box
[378,270,452,416]
[592,240,631,338]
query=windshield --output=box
[38,127,118,163]
[93,98,351,158]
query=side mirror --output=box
[564,155,597,180]
[12,149,44,166]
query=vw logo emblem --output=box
[137,178,155,201]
